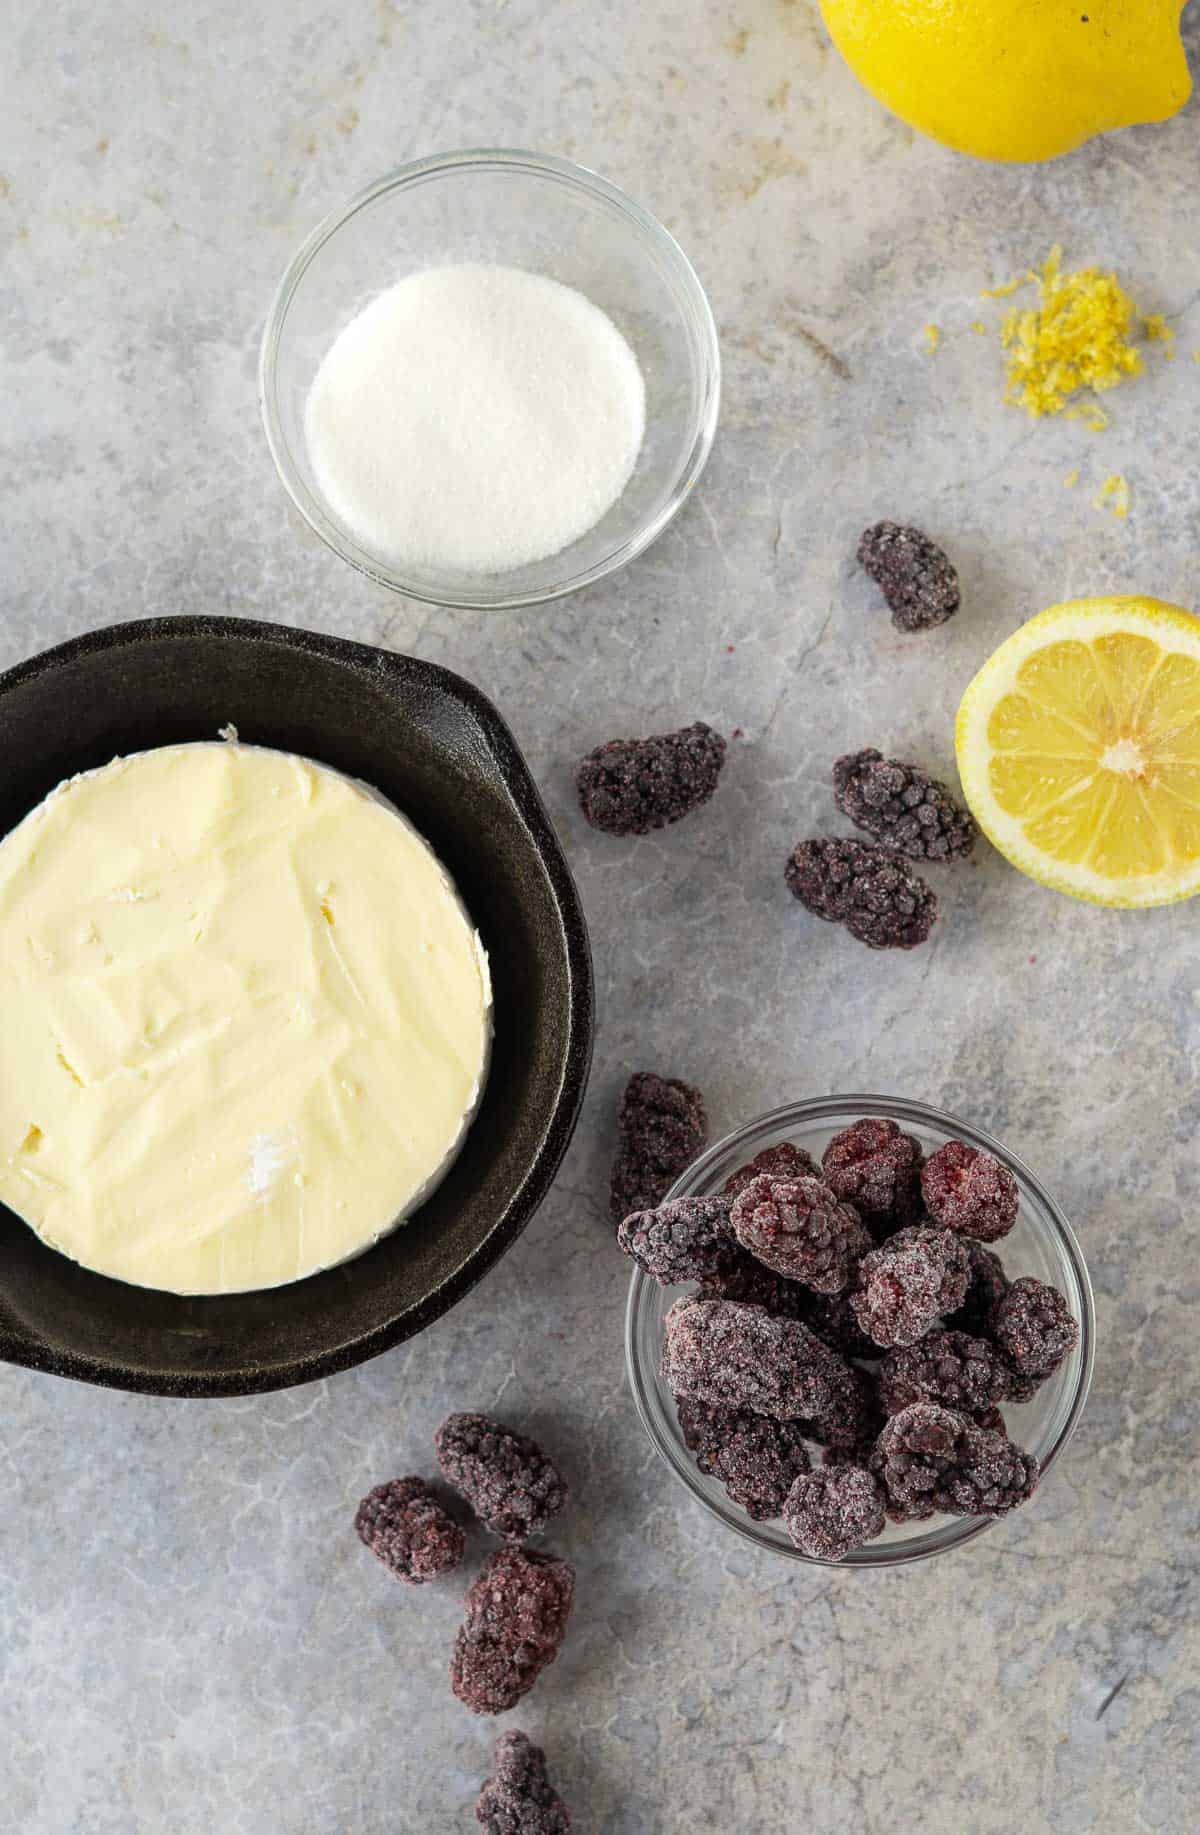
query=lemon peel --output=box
[818,1,1191,164]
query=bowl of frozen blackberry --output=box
[622,1096,1094,1566]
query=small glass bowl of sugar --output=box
[260,148,721,610]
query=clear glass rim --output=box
[258,146,722,611]
[624,1093,1097,1570]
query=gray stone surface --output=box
[3,2,1200,1830]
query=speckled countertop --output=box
[4,4,1200,1831]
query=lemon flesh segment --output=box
[956,599,1200,906]
[818,0,1193,164]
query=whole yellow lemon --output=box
[818,1,1192,162]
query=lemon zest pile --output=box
[923,323,941,354]
[1064,469,1080,488]
[999,246,1145,421]
[1094,474,1130,520]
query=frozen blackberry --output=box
[973,1406,1008,1437]
[730,1173,872,1293]
[858,521,960,632]
[450,1547,575,1716]
[822,1118,925,1233]
[993,1277,1079,1380]
[475,1731,571,1834]
[878,1330,1013,1416]
[785,837,937,950]
[700,1250,811,1320]
[609,1071,708,1223]
[833,749,977,862]
[946,1238,1011,1339]
[850,1226,970,1349]
[577,721,726,836]
[662,1294,858,1424]
[722,1141,820,1199]
[435,1414,568,1543]
[805,1368,884,1456]
[942,1420,1039,1516]
[783,1465,886,1560]
[804,1288,880,1361]
[354,1477,465,1585]
[676,1398,812,1520]
[869,1401,969,1519]
[870,1402,1037,1519]
[617,1195,736,1286]
[922,1141,1019,1242]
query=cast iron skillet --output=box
[0,617,593,1397]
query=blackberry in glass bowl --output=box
[624,1094,1094,1567]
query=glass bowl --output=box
[625,1095,1095,1568]
[259,148,720,610]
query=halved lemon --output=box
[956,597,1200,907]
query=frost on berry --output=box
[783,1465,886,1561]
[785,837,937,950]
[354,1477,465,1585]
[729,1173,872,1292]
[722,1141,820,1199]
[993,1276,1079,1380]
[922,1140,1019,1242]
[849,1226,970,1348]
[858,522,960,632]
[662,1294,859,1425]
[617,1195,737,1286]
[833,748,976,861]
[942,1421,1039,1517]
[870,1402,1038,1521]
[878,1330,1013,1417]
[450,1548,575,1715]
[609,1071,708,1222]
[799,1367,885,1463]
[435,1414,567,1543]
[822,1118,924,1232]
[577,722,726,836]
[475,1731,571,1834]
[676,1398,812,1520]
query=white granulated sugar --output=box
[304,263,646,574]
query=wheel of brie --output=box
[0,742,492,1295]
